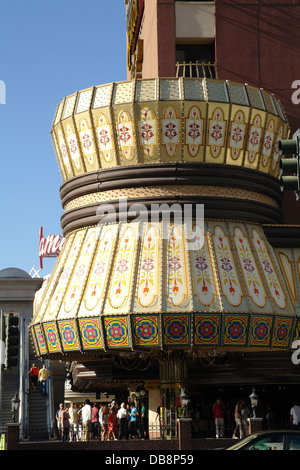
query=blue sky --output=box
[0,0,127,275]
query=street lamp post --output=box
[180,389,190,418]
[249,388,259,419]
[11,393,20,423]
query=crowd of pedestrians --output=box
[213,397,253,439]
[55,399,149,442]
[212,396,300,439]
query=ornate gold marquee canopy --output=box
[30,78,300,361]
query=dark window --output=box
[248,434,284,451]
[289,435,300,450]
[176,43,215,77]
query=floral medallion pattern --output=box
[108,225,138,310]
[80,225,117,315]
[166,225,189,306]
[96,113,114,163]
[66,123,81,170]
[229,110,246,160]
[105,317,129,348]
[213,226,243,306]
[252,229,286,309]
[58,320,80,351]
[250,316,273,347]
[33,325,47,354]
[48,231,84,317]
[133,316,159,346]
[261,119,275,167]
[273,317,293,348]
[185,106,203,157]
[190,227,216,306]
[194,314,220,345]
[58,128,72,174]
[224,315,248,346]
[234,227,266,308]
[208,107,226,158]
[247,114,262,164]
[116,110,135,160]
[78,318,103,350]
[44,322,61,353]
[163,315,189,345]
[138,106,157,158]
[79,118,97,166]
[136,225,160,308]
[162,106,180,157]
[63,229,99,315]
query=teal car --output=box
[224,431,300,450]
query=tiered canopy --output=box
[30,78,300,361]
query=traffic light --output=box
[279,136,300,199]
[4,313,19,368]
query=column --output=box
[159,351,187,439]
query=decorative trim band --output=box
[60,163,282,207]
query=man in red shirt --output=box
[28,363,39,391]
[213,398,225,438]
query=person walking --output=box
[212,398,225,438]
[141,400,149,439]
[28,363,39,392]
[126,404,131,429]
[92,403,99,439]
[240,399,251,437]
[117,402,129,440]
[232,400,242,439]
[108,408,118,440]
[68,402,79,441]
[56,403,64,439]
[129,403,139,439]
[60,405,70,442]
[78,399,92,441]
[38,364,51,396]
[102,404,109,441]
[98,403,103,440]
[290,402,300,429]
[110,401,119,437]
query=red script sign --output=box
[39,227,64,269]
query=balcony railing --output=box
[176,61,217,79]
